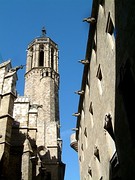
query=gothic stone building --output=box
[71,0,135,179]
[0,29,65,179]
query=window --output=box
[30,47,33,68]
[39,45,44,66]
[88,166,92,177]
[89,102,93,115]
[46,71,48,76]
[94,146,100,161]
[96,64,102,81]
[39,51,44,66]
[81,143,84,161]
[81,143,83,151]
[106,12,114,35]
[51,48,54,69]
[84,127,88,149]
[89,102,94,127]
[104,114,115,140]
[96,64,103,95]
[84,127,87,137]
[106,12,116,48]
[106,12,116,38]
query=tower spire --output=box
[41,26,46,37]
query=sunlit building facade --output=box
[71,0,135,179]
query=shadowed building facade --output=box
[71,0,135,180]
[0,29,65,180]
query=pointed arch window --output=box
[51,48,54,69]
[30,47,33,68]
[39,45,44,66]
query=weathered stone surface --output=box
[71,0,135,180]
[0,33,65,179]
[0,60,17,178]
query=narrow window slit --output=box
[96,64,102,81]
[89,102,93,115]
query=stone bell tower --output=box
[23,28,65,179]
[25,27,60,144]
[0,28,65,180]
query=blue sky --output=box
[0,0,92,179]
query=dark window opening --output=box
[106,12,115,36]
[39,51,44,66]
[89,102,93,115]
[81,144,83,151]
[120,61,135,145]
[104,114,115,140]
[51,48,54,69]
[30,47,33,68]
[88,166,92,177]
[94,146,100,161]
[96,64,102,81]
[84,127,87,137]
[46,71,48,76]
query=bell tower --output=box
[24,28,65,179]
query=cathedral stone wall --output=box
[0,60,17,178]
[0,32,65,179]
